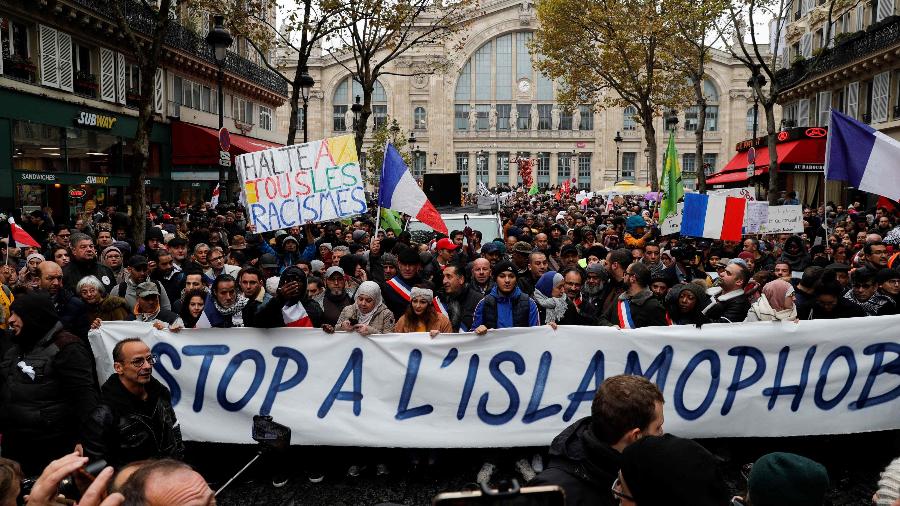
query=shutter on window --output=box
[800,32,812,58]
[99,48,116,101]
[116,52,126,105]
[39,25,59,88]
[857,5,865,29]
[878,0,894,21]
[798,99,810,126]
[873,72,890,123]
[154,68,164,114]
[817,91,831,126]
[56,31,73,92]
[847,82,859,119]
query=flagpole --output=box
[375,140,391,236]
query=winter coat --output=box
[438,284,483,332]
[600,288,669,328]
[82,375,184,469]
[665,283,711,326]
[394,312,454,333]
[53,289,91,340]
[529,417,620,506]
[254,297,324,329]
[745,295,798,322]
[336,303,395,334]
[471,285,540,329]
[701,289,751,323]
[63,259,117,294]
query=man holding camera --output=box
[82,337,184,469]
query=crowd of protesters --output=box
[0,189,899,505]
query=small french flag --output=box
[378,143,448,234]
[681,193,746,242]
[281,302,312,328]
[7,217,41,248]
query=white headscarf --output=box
[355,281,384,326]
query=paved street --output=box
[192,430,900,505]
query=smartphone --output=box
[432,485,565,506]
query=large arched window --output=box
[332,77,387,132]
[454,31,557,132]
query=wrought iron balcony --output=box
[69,0,287,97]
[776,16,900,90]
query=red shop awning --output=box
[707,138,826,185]
[171,122,283,166]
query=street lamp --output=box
[351,95,362,130]
[408,132,420,176]
[614,131,623,181]
[644,146,650,185]
[206,15,232,205]
[299,66,314,143]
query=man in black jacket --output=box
[254,266,324,328]
[530,375,665,506]
[439,263,483,332]
[83,338,184,468]
[0,292,99,475]
[63,232,117,294]
[600,262,668,328]
[39,261,90,340]
[702,262,751,323]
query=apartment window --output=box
[413,151,426,178]
[685,106,699,131]
[703,153,718,174]
[538,104,552,130]
[72,43,91,73]
[623,106,637,131]
[621,152,636,180]
[455,104,469,131]
[558,152,572,181]
[705,106,718,131]
[6,19,31,58]
[200,85,216,113]
[259,105,272,131]
[497,104,511,130]
[373,104,387,129]
[126,63,140,92]
[559,108,572,130]
[517,104,530,130]
[413,106,427,130]
[233,96,253,124]
[456,152,469,192]
[579,105,594,130]
[577,154,592,189]
[537,152,550,187]
[476,104,490,130]
[497,152,510,184]
[333,105,347,132]
[815,28,824,50]
[682,153,696,174]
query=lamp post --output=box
[351,95,362,130]
[644,146,650,185]
[299,67,314,143]
[206,15,232,205]
[614,131,623,182]
[408,132,419,178]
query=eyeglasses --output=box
[209,256,225,262]
[57,233,71,238]
[611,477,635,502]
[127,354,157,368]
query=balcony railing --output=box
[69,0,287,96]
[776,15,900,90]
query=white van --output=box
[407,213,502,243]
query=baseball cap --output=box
[480,242,500,255]
[127,255,149,268]
[436,238,457,251]
[258,253,278,269]
[325,266,345,278]
[135,281,160,298]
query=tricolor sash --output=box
[617,299,636,329]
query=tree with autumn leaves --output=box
[533,0,728,192]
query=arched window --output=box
[332,77,387,132]
[623,106,637,131]
[703,80,719,132]
[414,107,427,130]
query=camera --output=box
[20,459,109,501]
[252,415,291,451]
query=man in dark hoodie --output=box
[530,375,665,506]
[83,337,184,468]
[0,292,99,475]
[254,266,324,328]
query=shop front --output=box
[170,121,282,205]
[0,88,170,221]
[706,127,831,206]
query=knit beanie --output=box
[748,452,829,506]
[621,434,729,506]
[875,456,900,506]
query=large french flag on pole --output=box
[379,143,448,234]
[825,109,900,201]
[680,193,746,241]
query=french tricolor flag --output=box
[680,193,746,242]
[281,302,312,328]
[379,143,448,234]
[826,109,900,201]
[7,217,40,248]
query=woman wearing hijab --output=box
[532,271,567,327]
[745,279,799,322]
[333,281,394,335]
[394,286,452,336]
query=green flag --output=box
[528,182,539,195]
[659,130,683,223]
[380,208,404,234]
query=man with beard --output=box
[598,249,632,318]
[171,268,207,314]
[0,292,98,475]
[196,274,256,328]
[132,282,183,330]
[83,338,183,468]
[152,250,184,304]
[641,242,665,275]
[255,266,323,328]
[470,257,493,294]
[439,264,482,332]
[382,248,427,319]
[38,261,90,340]
[313,267,355,326]
[582,263,607,309]
[114,255,172,312]
[702,263,751,323]
[63,232,117,294]
[559,267,599,325]
[600,262,668,328]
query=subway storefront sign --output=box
[15,172,132,186]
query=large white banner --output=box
[91,318,900,447]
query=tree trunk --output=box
[694,80,707,194]
[764,100,780,204]
[642,109,659,191]
[354,86,374,172]
[286,63,304,145]
[130,67,155,245]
